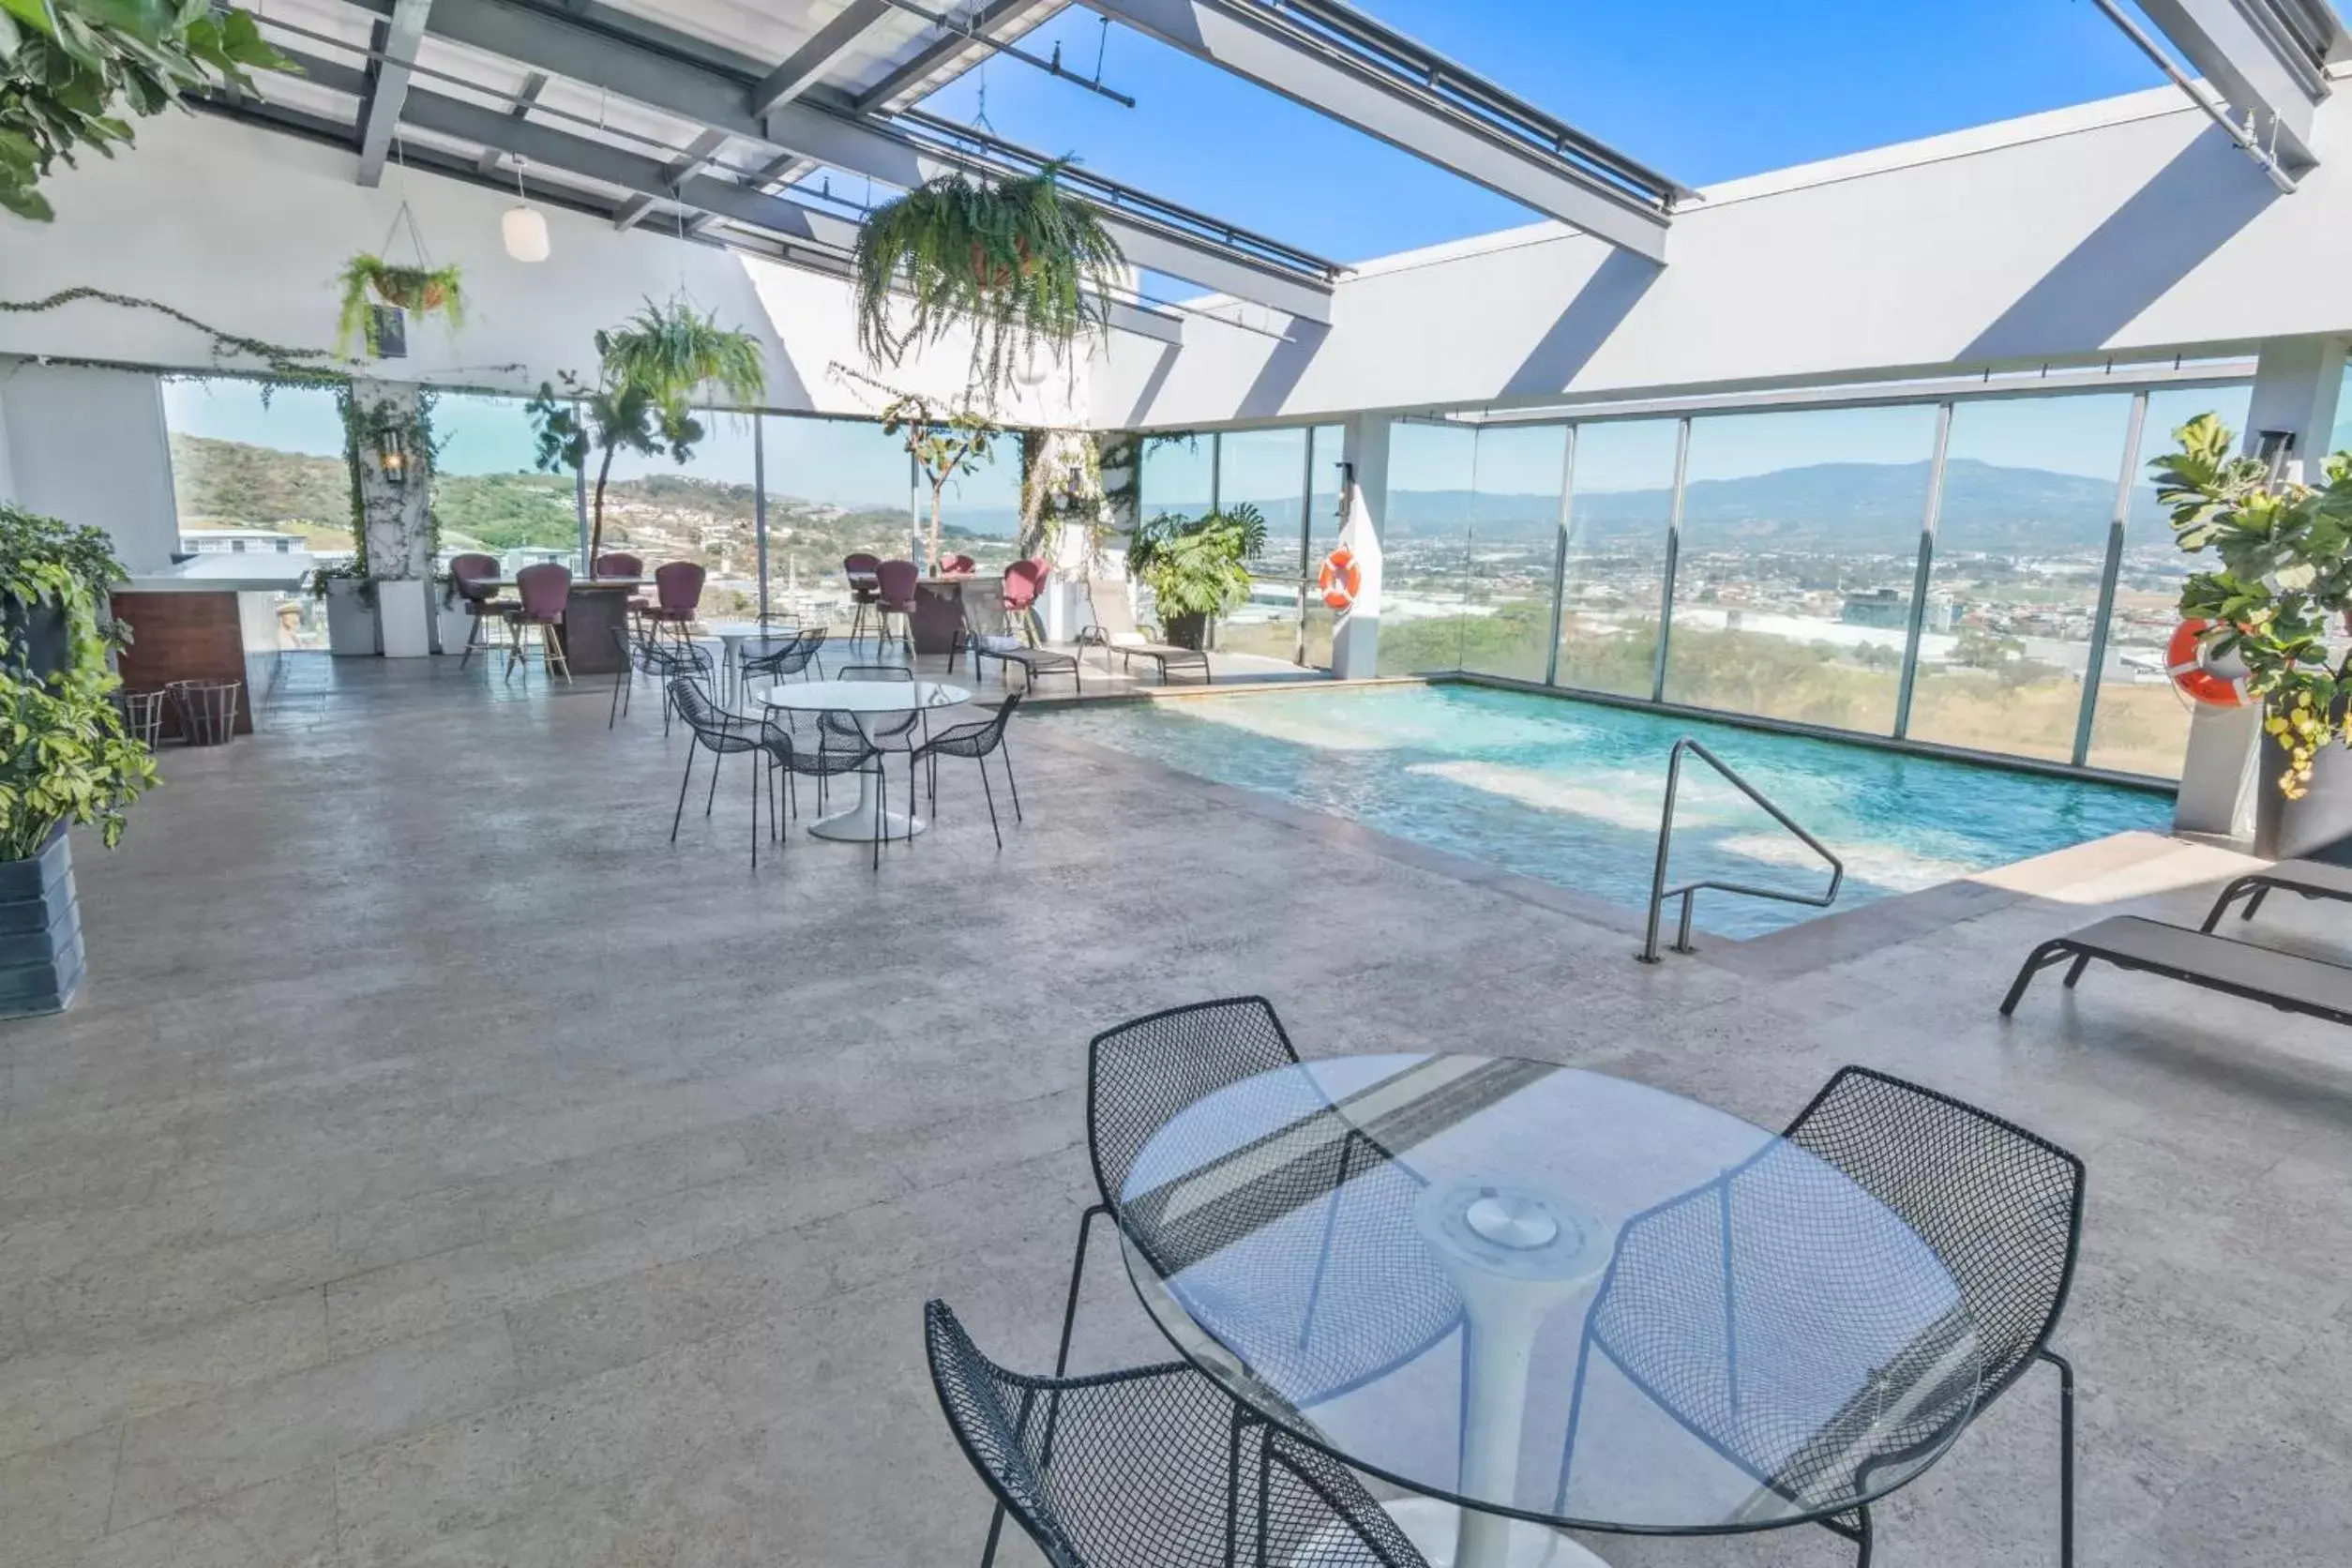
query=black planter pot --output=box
[2254,710,2352,865]
[1,597,69,682]
[0,825,83,1018]
[1162,611,1208,651]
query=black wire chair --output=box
[666,674,771,868]
[739,626,827,691]
[758,705,883,869]
[1555,1065,2085,1567]
[1058,998,1466,1394]
[611,626,715,731]
[926,1300,1429,1568]
[905,692,1025,847]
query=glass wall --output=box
[761,414,913,626]
[1378,421,1478,675]
[161,377,356,649]
[1138,434,1214,521]
[1303,425,1345,669]
[930,430,1019,581]
[597,410,761,620]
[1213,429,1310,663]
[2086,384,2254,776]
[1454,425,1568,682]
[1663,404,1939,732]
[1907,394,2134,764]
[1556,419,1678,699]
[433,391,578,574]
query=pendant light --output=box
[502,156,550,264]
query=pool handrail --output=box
[1640,736,1845,963]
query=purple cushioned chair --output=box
[876,559,920,653]
[643,562,705,645]
[506,562,572,682]
[448,552,509,669]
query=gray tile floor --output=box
[3,650,2346,1568]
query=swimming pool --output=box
[1039,683,2173,938]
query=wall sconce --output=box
[379,429,409,485]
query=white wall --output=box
[0,363,179,572]
[0,113,1095,426]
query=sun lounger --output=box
[2201,857,2352,932]
[973,641,1080,693]
[1077,578,1211,685]
[1999,915,2352,1025]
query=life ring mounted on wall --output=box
[1319,548,1362,612]
[2166,618,2252,708]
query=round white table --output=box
[704,621,785,703]
[757,678,968,842]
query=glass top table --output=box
[1114,1054,1983,1568]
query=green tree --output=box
[527,376,700,567]
[881,391,998,570]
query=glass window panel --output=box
[930,432,1018,579]
[1457,424,1567,683]
[1212,429,1309,665]
[1378,421,1477,675]
[2088,383,2254,776]
[1140,434,1213,520]
[597,412,761,619]
[161,377,354,650]
[1303,425,1345,670]
[761,414,914,625]
[432,391,580,573]
[1663,404,1938,733]
[1556,418,1679,699]
[1907,394,2134,764]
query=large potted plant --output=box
[1125,504,1267,651]
[1,504,125,677]
[852,159,1125,389]
[309,561,379,656]
[2154,413,2352,856]
[0,520,160,1018]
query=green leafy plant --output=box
[528,375,699,567]
[0,526,158,861]
[1,501,126,606]
[2153,412,2352,798]
[596,294,765,418]
[1127,504,1267,646]
[0,0,289,221]
[335,256,465,356]
[852,158,1125,389]
[879,389,997,571]
[306,557,372,603]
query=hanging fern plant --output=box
[335,255,465,356]
[852,158,1125,390]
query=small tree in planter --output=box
[881,391,998,571]
[2153,413,2352,800]
[0,519,160,1018]
[1125,504,1268,651]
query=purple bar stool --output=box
[876,559,920,654]
[507,562,572,682]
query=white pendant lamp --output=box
[502,157,550,264]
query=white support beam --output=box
[1080,0,1678,259]
[354,0,433,188]
[612,127,729,231]
[750,0,894,116]
[476,71,547,175]
[852,0,1053,113]
[2132,0,2338,173]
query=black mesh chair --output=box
[611,626,715,732]
[1556,1065,2084,1567]
[667,675,770,868]
[925,1300,1429,1568]
[758,705,883,868]
[1058,999,1465,1395]
[739,626,827,691]
[906,692,1025,847]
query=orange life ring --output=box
[1319,548,1362,612]
[2166,618,2251,707]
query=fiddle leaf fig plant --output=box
[1127,504,1268,621]
[2154,412,2352,798]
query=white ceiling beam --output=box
[1078,0,1680,260]
[750,0,896,116]
[354,0,433,187]
[2130,0,2339,173]
[851,0,1054,113]
[475,71,548,174]
[612,127,730,230]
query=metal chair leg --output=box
[978,753,1002,849]
[2041,1348,2075,1568]
[706,743,724,816]
[748,746,760,870]
[671,742,697,842]
[1001,741,1022,823]
[1999,940,2077,1016]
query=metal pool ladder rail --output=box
[1640,737,1845,963]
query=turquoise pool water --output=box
[1040,684,2173,939]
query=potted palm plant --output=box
[2154,413,2352,856]
[1125,504,1267,651]
[0,514,160,1018]
[852,159,1125,389]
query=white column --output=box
[350,378,436,657]
[1332,414,1391,680]
[2174,337,2347,837]
[0,363,179,572]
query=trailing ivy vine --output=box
[0,287,339,381]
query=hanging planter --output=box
[336,199,465,356]
[852,159,1124,391]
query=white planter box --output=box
[324,579,379,657]
[434,592,475,656]
[375,579,432,659]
